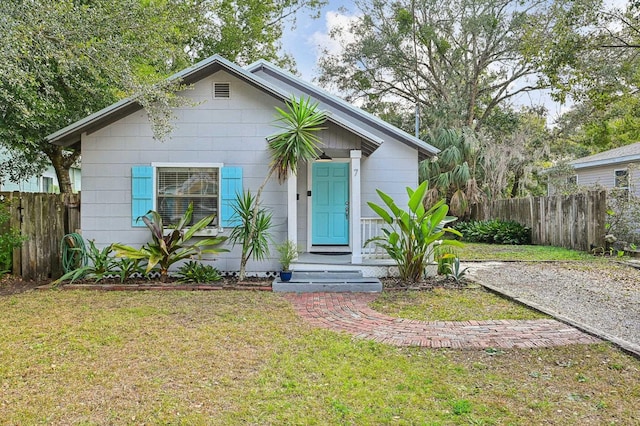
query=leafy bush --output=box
[453,219,531,245]
[175,261,222,283]
[113,202,228,282]
[366,181,462,282]
[0,198,27,274]
[54,240,119,284]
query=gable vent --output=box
[213,82,230,99]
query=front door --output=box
[312,162,349,245]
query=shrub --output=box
[175,261,222,283]
[54,240,119,284]
[453,219,531,245]
[366,181,462,282]
[113,202,228,282]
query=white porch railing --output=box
[360,217,391,260]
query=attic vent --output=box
[213,82,230,99]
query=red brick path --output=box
[285,293,601,349]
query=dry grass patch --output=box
[0,290,301,424]
[1,289,638,425]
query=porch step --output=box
[272,271,382,293]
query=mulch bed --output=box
[381,275,473,291]
[0,275,273,295]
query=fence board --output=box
[469,190,606,252]
[1,191,81,281]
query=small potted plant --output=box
[276,239,297,282]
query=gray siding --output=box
[81,69,420,273]
[82,70,289,272]
[577,163,640,197]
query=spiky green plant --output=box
[237,95,327,280]
[228,190,273,270]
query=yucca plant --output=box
[237,95,327,280]
[112,202,228,282]
[366,181,463,282]
[228,190,273,271]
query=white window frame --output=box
[152,162,224,236]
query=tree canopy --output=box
[0,0,325,192]
[317,0,599,132]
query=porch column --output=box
[350,150,362,264]
[287,172,297,243]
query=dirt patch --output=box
[0,275,45,296]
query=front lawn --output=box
[456,242,600,261]
[1,290,638,424]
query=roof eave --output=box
[247,61,439,159]
[572,155,640,170]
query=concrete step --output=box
[272,272,383,293]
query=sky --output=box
[281,0,631,127]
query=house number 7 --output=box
[353,168,359,176]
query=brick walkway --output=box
[285,293,601,349]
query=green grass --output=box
[1,290,638,424]
[371,286,548,321]
[456,242,600,261]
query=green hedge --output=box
[452,219,531,245]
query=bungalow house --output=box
[568,142,640,196]
[46,55,438,276]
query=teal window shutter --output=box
[221,167,242,227]
[131,166,153,227]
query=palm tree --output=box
[237,95,327,280]
[420,127,483,218]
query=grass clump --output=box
[457,242,598,261]
[371,287,548,321]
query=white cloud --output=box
[310,10,360,58]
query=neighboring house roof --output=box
[570,142,640,170]
[46,55,437,160]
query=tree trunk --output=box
[47,146,80,194]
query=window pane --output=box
[615,170,629,188]
[157,167,219,227]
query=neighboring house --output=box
[46,55,438,274]
[0,151,81,193]
[568,142,640,197]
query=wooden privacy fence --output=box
[469,190,607,252]
[1,192,80,281]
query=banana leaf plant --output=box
[112,203,228,282]
[365,181,463,282]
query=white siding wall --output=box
[82,70,289,273]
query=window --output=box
[42,177,54,193]
[156,165,220,228]
[614,169,629,194]
[131,164,241,229]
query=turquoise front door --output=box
[312,162,349,245]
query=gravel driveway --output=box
[468,261,640,355]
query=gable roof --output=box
[46,55,437,160]
[246,60,438,161]
[570,142,640,170]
